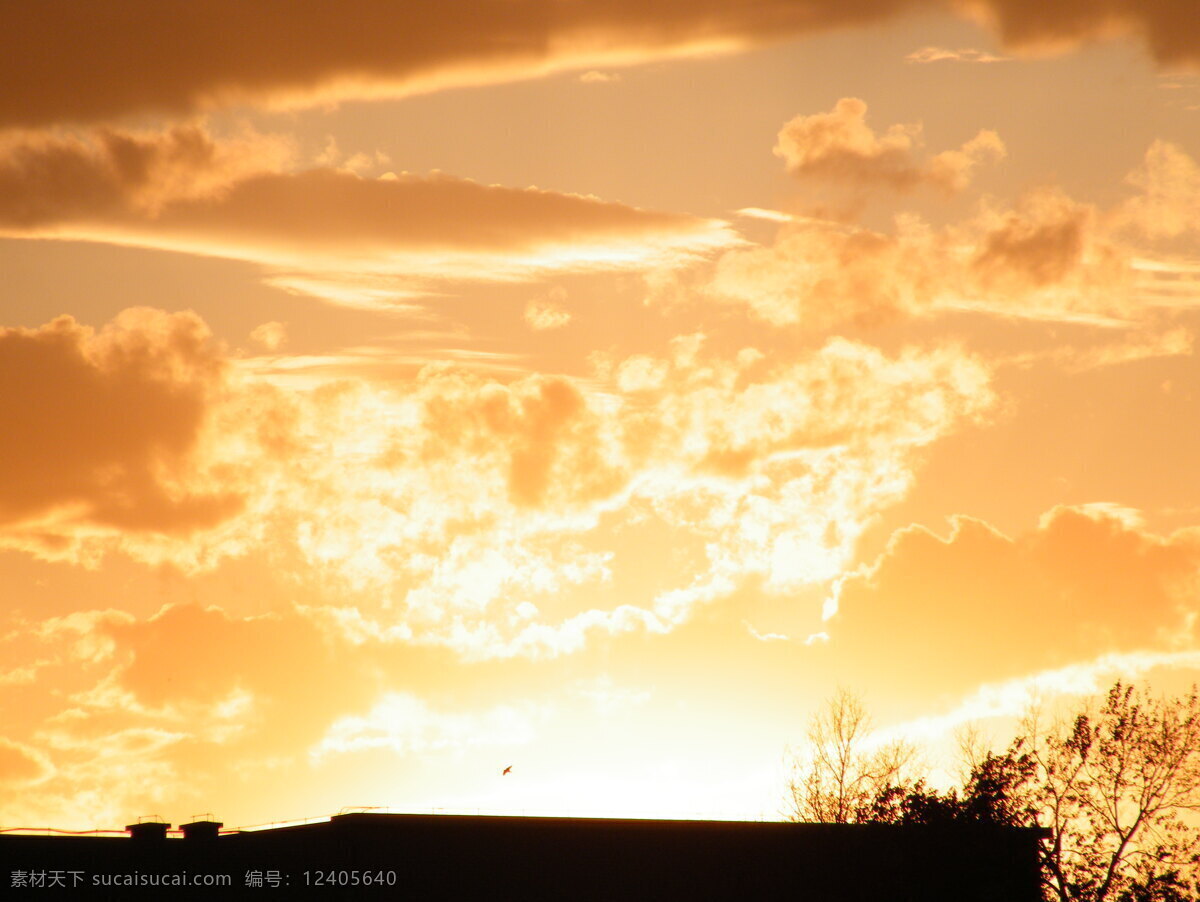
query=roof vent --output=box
[180,815,223,841]
[125,816,170,841]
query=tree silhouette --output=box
[785,688,917,823]
[1016,682,1200,902]
[858,747,1037,828]
[810,683,1200,901]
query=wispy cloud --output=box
[735,207,795,223]
[579,71,621,84]
[0,125,740,307]
[906,46,1012,64]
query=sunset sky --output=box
[3,1,1200,830]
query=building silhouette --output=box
[2,811,1044,899]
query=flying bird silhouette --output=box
[502,765,513,776]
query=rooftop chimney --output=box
[125,817,170,841]
[180,815,223,841]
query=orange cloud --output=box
[92,603,440,757]
[706,182,1155,328]
[0,303,993,660]
[135,171,727,261]
[1118,140,1200,241]
[827,506,1200,699]
[0,125,291,224]
[702,117,1200,333]
[960,0,1200,67]
[0,594,619,827]
[0,739,52,785]
[0,307,318,572]
[1,1,1194,130]
[774,98,1005,194]
[265,336,993,657]
[0,591,706,826]
[974,193,1091,285]
[0,309,243,542]
[249,321,288,352]
[686,105,1200,334]
[1000,326,1193,373]
[0,126,735,300]
[0,1,909,127]
[0,600,463,825]
[524,289,572,331]
[417,371,627,511]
